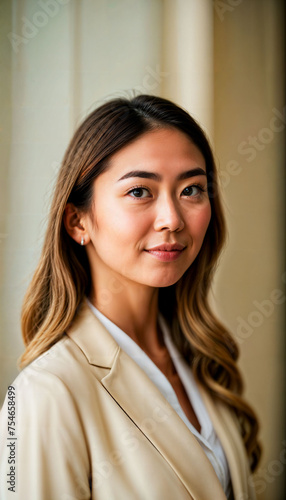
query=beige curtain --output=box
[162,0,214,137]
[213,3,285,500]
[0,1,284,498]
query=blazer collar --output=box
[67,300,227,500]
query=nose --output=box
[153,195,184,233]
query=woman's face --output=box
[83,128,211,289]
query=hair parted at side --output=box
[20,93,261,470]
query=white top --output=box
[87,300,232,498]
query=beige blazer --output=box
[0,300,256,500]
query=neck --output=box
[89,279,164,356]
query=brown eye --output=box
[128,187,150,198]
[182,185,202,197]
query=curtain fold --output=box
[162,0,214,140]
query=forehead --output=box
[106,128,206,177]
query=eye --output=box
[127,186,151,198]
[181,185,205,197]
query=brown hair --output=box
[20,94,261,470]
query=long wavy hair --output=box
[20,94,261,470]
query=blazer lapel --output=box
[68,301,227,500]
[199,387,256,500]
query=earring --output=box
[80,236,85,246]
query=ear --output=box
[63,203,90,246]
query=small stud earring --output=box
[80,237,85,246]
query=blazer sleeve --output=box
[0,366,91,500]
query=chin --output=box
[145,273,184,289]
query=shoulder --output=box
[0,338,79,414]
[1,333,103,423]
[0,339,92,500]
[15,334,89,390]
[2,301,118,416]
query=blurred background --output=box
[0,0,285,498]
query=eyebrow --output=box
[117,167,207,182]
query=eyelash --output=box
[126,185,151,198]
[126,184,207,199]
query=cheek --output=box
[189,204,211,238]
[94,199,150,244]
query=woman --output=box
[0,95,261,499]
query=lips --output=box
[145,243,186,252]
[144,243,186,262]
